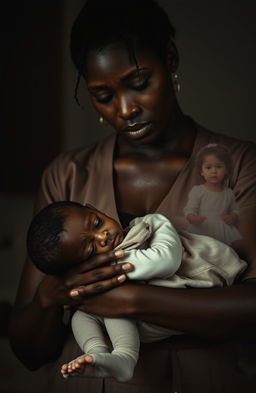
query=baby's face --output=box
[61,205,124,263]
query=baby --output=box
[27,201,246,382]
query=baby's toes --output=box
[67,363,74,373]
[61,364,69,378]
[74,361,82,370]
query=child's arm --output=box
[222,188,240,225]
[184,186,206,224]
[120,214,182,281]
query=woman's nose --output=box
[94,230,108,247]
[117,95,141,120]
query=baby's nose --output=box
[95,230,108,246]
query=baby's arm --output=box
[121,214,182,281]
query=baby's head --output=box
[27,201,124,275]
[195,144,232,185]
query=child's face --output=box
[201,154,227,185]
[61,205,125,263]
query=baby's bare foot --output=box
[61,355,94,378]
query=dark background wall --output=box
[0,1,255,392]
[1,0,62,192]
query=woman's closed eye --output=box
[92,77,150,104]
[95,93,113,104]
[132,77,150,91]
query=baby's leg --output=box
[61,311,109,378]
[62,312,140,382]
[91,317,140,382]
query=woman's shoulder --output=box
[196,123,256,156]
[43,133,116,176]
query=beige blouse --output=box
[35,124,256,393]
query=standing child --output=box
[184,144,242,246]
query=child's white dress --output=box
[183,184,242,245]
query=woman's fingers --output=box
[68,250,125,274]
[69,274,127,299]
[62,249,134,300]
[65,261,133,288]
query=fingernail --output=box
[115,250,124,257]
[117,274,126,282]
[70,290,79,296]
[122,263,132,271]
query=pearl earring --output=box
[99,116,108,126]
[172,73,181,93]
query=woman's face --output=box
[85,43,177,145]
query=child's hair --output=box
[27,201,84,275]
[70,0,175,105]
[195,144,232,177]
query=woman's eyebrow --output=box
[88,67,149,91]
[120,67,149,82]
[88,85,109,92]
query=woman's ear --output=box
[166,40,179,73]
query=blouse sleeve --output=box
[230,141,256,280]
[123,214,182,281]
[33,147,92,215]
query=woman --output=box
[9,1,256,392]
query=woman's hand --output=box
[57,249,134,306]
[76,283,139,317]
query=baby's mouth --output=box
[113,233,123,249]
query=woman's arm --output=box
[74,280,256,340]
[8,252,133,370]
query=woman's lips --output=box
[122,122,152,139]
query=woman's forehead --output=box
[85,42,160,81]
